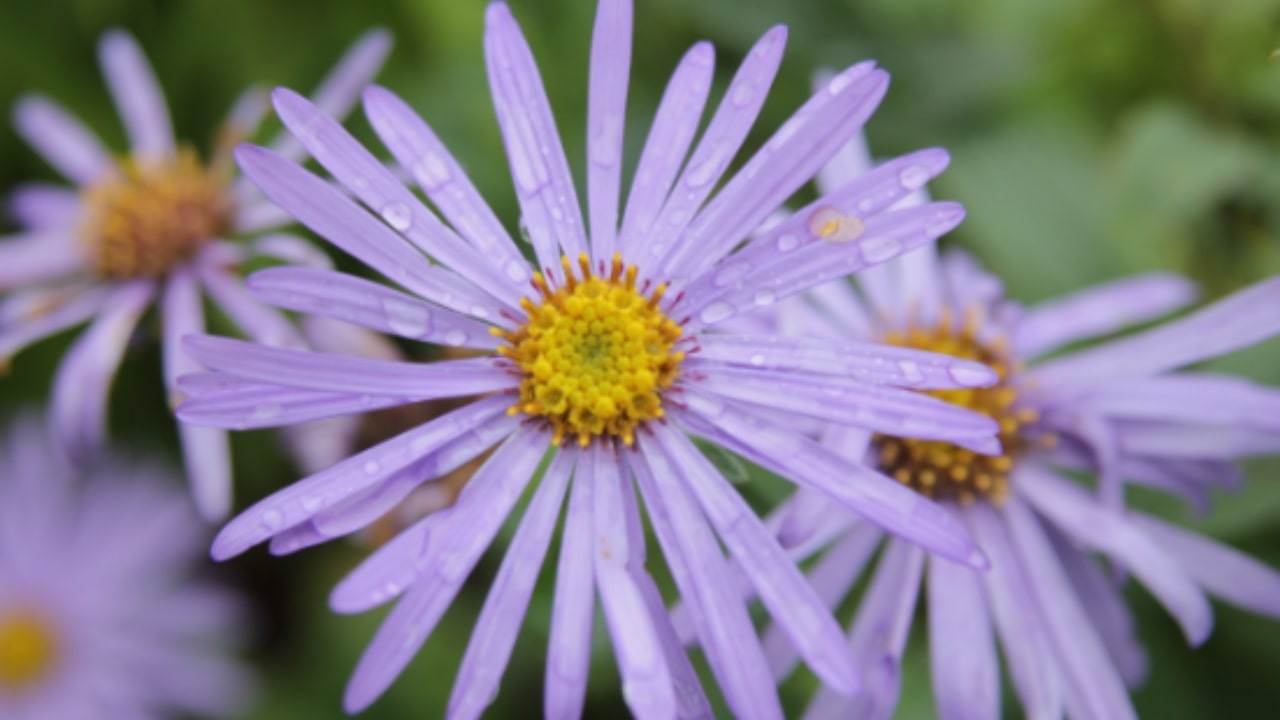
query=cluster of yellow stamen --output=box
[495,253,684,447]
[0,608,58,693]
[81,148,231,278]
[873,307,1043,506]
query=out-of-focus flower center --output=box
[0,608,59,693]
[496,253,684,447]
[873,309,1037,505]
[81,149,231,278]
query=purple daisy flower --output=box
[176,0,1008,715]
[0,416,252,719]
[746,131,1280,720]
[0,29,391,520]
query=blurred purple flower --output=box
[0,29,391,520]
[174,0,1008,715]
[0,416,252,719]
[747,131,1280,720]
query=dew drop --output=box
[301,496,323,513]
[749,354,765,366]
[753,288,776,306]
[860,235,903,263]
[698,301,734,325]
[731,80,756,107]
[775,233,799,252]
[352,176,370,190]
[949,364,992,388]
[413,152,452,190]
[262,509,284,530]
[898,165,930,191]
[827,71,853,95]
[898,360,924,384]
[364,460,381,475]
[250,403,283,422]
[504,259,528,282]
[444,328,468,346]
[383,299,431,337]
[381,203,413,232]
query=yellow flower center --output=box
[81,148,231,278]
[0,608,58,693]
[496,253,685,447]
[873,308,1041,506]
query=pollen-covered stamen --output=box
[0,608,58,693]
[81,148,231,278]
[494,252,685,447]
[872,307,1042,506]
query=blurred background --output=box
[2,0,1280,717]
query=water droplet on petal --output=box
[753,289,776,307]
[381,203,412,232]
[712,261,751,288]
[444,328,468,346]
[413,152,452,190]
[732,80,756,107]
[860,235,903,263]
[749,354,765,366]
[699,301,734,325]
[364,460,381,475]
[776,233,798,252]
[949,364,992,388]
[898,360,924,384]
[504,258,529,282]
[301,496,323,513]
[251,403,283,422]
[262,509,284,530]
[808,206,865,243]
[827,71,853,95]
[383,298,431,337]
[899,165,930,191]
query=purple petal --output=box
[234,144,506,321]
[0,231,84,290]
[545,451,594,720]
[631,446,783,720]
[448,449,573,720]
[804,538,923,720]
[585,0,632,259]
[7,183,81,229]
[963,503,1063,716]
[927,554,1000,720]
[1130,512,1280,619]
[1063,374,1280,434]
[98,30,174,160]
[240,233,334,270]
[180,334,515,397]
[271,87,522,310]
[176,377,411,429]
[1013,273,1198,359]
[1046,523,1149,687]
[589,445,677,719]
[938,249,1004,314]
[761,523,880,682]
[163,267,232,520]
[209,395,510,560]
[269,29,392,163]
[678,148,951,314]
[1115,419,1280,459]
[1031,276,1280,392]
[1002,497,1137,720]
[12,95,112,184]
[247,267,499,349]
[676,395,984,567]
[686,202,966,331]
[645,424,859,695]
[617,42,714,261]
[1018,465,1213,645]
[361,85,529,279]
[232,198,296,234]
[341,425,546,712]
[51,280,153,463]
[665,64,891,282]
[484,3,588,271]
[691,334,996,390]
[691,364,997,445]
[644,26,788,271]
[0,285,108,363]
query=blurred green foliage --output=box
[2,0,1280,718]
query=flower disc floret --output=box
[873,308,1041,505]
[497,253,684,447]
[0,608,58,693]
[81,148,230,278]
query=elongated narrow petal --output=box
[13,95,113,184]
[485,3,588,271]
[585,0,632,258]
[51,281,153,463]
[210,395,510,560]
[176,379,411,429]
[8,183,81,229]
[200,266,306,349]
[1013,273,1198,359]
[632,447,783,720]
[545,453,594,720]
[247,267,499,349]
[449,450,573,720]
[691,333,996,390]
[928,554,1000,720]
[1062,374,1280,434]
[0,286,108,363]
[342,426,546,713]
[99,30,174,160]
[617,42,714,259]
[0,231,84,290]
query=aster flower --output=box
[176,0,1007,716]
[0,416,251,719]
[747,131,1280,719]
[0,28,391,519]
